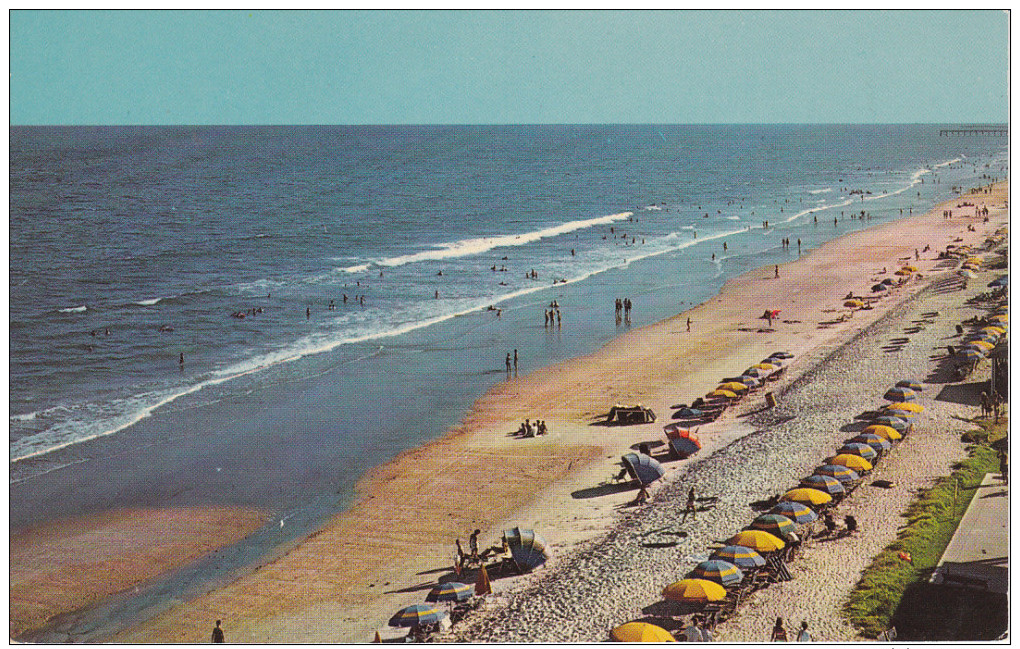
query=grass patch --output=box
[844,415,1007,638]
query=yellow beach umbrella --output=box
[830,453,873,472]
[726,529,786,552]
[982,326,1007,335]
[863,424,902,441]
[965,257,982,265]
[662,578,727,603]
[968,340,994,351]
[781,488,832,507]
[717,382,749,393]
[886,402,924,413]
[844,299,864,308]
[611,622,676,643]
[708,389,738,399]
[753,362,777,371]
[894,269,912,276]
[901,265,919,272]
[988,314,1009,324]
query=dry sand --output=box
[15,182,1006,643]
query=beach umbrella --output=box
[844,299,864,308]
[894,269,912,276]
[958,348,984,363]
[880,278,895,286]
[883,386,917,402]
[863,424,902,441]
[982,326,1007,335]
[872,283,888,292]
[902,265,919,272]
[895,379,923,392]
[830,453,873,472]
[768,500,818,524]
[621,452,666,486]
[673,407,703,419]
[813,464,861,484]
[966,340,995,351]
[965,256,982,265]
[425,582,474,603]
[727,529,786,552]
[799,474,846,495]
[769,351,794,360]
[707,389,738,399]
[880,405,918,419]
[988,316,1009,327]
[989,276,1008,288]
[611,622,676,643]
[743,367,767,378]
[752,362,777,371]
[718,382,749,393]
[782,488,832,507]
[503,527,550,573]
[849,433,892,453]
[749,514,799,541]
[958,269,977,279]
[666,429,701,459]
[691,559,744,586]
[885,402,925,414]
[732,375,761,388]
[761,356,785,366]
[838,442,878,460]
[390,604,445,628]
[966,334,999,346]
[662,578,727,603]
[872,415,909,432]
[710,545,766,569]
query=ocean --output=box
[10,125,1007,532]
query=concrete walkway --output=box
[931,472,1009,594]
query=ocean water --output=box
[10,125,1007,519]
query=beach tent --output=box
[503,527,550,573]
[662,578,727,602]
[895,379,923,392]
[883,386,917,402]
[849,433,892,453]
[606,405,656,425]
[862,424,902,441]
[710,545,766,569]
[781,488,832,507]
[830,454,873,472]
[610,622,676,643]
[799,474,846,495]
[748,514,798,541]
[813,464,861,483]
[665,428,701,459]
[691,559,743,586]
[726,529,785,552]
[621,452,666,486]
[390,604,446,629]
[838,442,878,460]
[425,582,474,603]
[768,500,818,524]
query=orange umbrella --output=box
[662,578,727,602]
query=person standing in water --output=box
[513,349,518,374]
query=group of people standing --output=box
[615,298,633,323]
[545,301,562,327]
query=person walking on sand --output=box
[775,265,780,279]
[796,621,811,642]
[683,486,697,522]
[770,617,788,642]
[687,316,692,332]
[211,620,225,643]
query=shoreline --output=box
[16,180,1008,642]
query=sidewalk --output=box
[931,472,1009,594]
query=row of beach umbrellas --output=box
[647,377,927,617]
[957,307,1008,365]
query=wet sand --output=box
[15,182,1006,643]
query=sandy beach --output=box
[14,181,1007,643]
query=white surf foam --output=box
[58,305,87,313]
[808,188,833,194]
[340,211,634,273]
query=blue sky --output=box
[9,10,1009,124]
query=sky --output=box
[8,10,1010,125]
